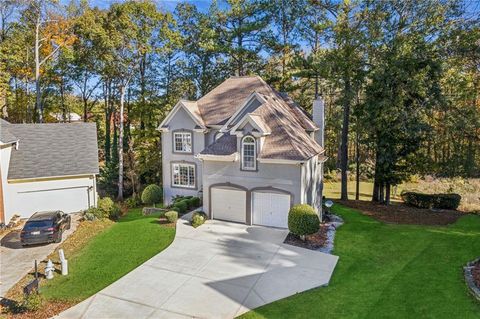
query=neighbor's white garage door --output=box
[253,192,290,228]
[16,187,90,218]
[211,187,246,223]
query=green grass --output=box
[41,209,175,301]
[323,181,404,202]
[241,205,480,319]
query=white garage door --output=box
[253,192,290,228]
[16,187,90,218]
[211,187,246,223]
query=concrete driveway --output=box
[0,214,81,297]
[58,213,338,319]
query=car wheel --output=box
[55,230,63,243]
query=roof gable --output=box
[158,100,205,131]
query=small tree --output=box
[141,184,162,207]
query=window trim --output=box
[241,135,257,171]
[171,162,197,189]
[172,130,193,154]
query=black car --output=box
[20,211,71,246]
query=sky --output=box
[87,0,213,12]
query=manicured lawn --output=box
[241,205,480,319]
[323,181,404,202]
[41,209,175,301]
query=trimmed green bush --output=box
[165,211,178,223]
[401,192,461,210]
[288,204,320,237]
[141,184,163,207]
[175,201,188,214]
[191,211,207,228]
[188,197,201,208]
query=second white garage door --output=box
[253,192,291,228]
[211,187,246,223]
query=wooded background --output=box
[0,0,478,204]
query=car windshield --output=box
[24,220,53,229]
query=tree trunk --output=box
[104,81,111,163]
[379,183,384,203]
[355,127,360,201]
[117,84,126,201]
[340,78,351,200]
[385,183,391,205]
[34,18,42,123]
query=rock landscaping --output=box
[464,258,480,301]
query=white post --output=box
[58,249,65,262]
[61,259,68,276]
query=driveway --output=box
[58,213,339,319]
[0,214,81,297]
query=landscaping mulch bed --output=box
[0,300,75,319]
[473,261,480,289]
[339,200,464,225]
[284,224,329,250]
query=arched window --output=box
[241,136,256,170]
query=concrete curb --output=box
[464,258,480,301]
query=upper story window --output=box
[174,131,192,153]
[241,136,256,170]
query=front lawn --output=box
[41,208,175,301]
[241,205,480,318]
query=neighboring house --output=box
[158,76,326,228]
[0,119,99,224]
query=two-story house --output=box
[158,76,326,228]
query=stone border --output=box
[464,257,480,301]
[318,214,344,254]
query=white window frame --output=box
[173,131,192,153]
[241,136,256,171]
[172,163,196,188]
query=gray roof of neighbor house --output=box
[0,119,18,144]
[197,76,324,161]
[2,120,99,180]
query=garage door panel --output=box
[253,192,290,228]
[211,188,246,223]
[16,187,89,218]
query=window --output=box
[172,163,195,188]
[174,132,192,153]
[242,136,256,170]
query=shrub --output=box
[125,195,142,208]
[165,211,178,223]
[84,207,104,220]
[401,192,461,210]
[191,211,207,228]
[288,204,320,238]
[21,292,44,312]
[141,184,162,207]
[98,197,115,216]
[174,201,188,214]
[109,204,122,220]
[188,197,201,208]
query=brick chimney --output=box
[312,96,325,148]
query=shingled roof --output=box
[2,121,99,180]
[0,119,18,144]
[197,76,323,161]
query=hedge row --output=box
[401,192,461,210]
[171,196,201,214]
